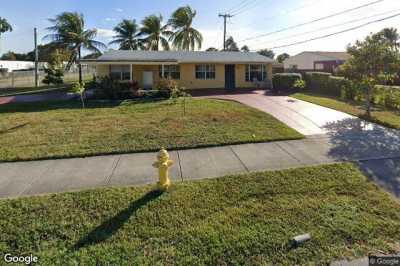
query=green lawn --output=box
[0,163,399,265]
[0,98,303,161]
[292,92,400,129]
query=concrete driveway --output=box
[201,90,388,136]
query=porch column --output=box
[161,64,165,78]
[262,65,265,81]
[130,64,133,81]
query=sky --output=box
[0,0,399,57]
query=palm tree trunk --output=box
[366,86,372,117]
[78,46,82,84]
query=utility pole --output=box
[34,27,39,88]
[218,13,233,51]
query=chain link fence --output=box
[0,66,96,89]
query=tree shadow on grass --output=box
[73,190,164,250]
[322,118,400,197]
[0,123,29,135]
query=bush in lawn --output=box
[272,73,302,93]
[156,78,186,99]
[129,80,142,97]
[293,79,306,90]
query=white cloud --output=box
[105,18,117,22]
[96,28,114,39]
[114,8,124,13]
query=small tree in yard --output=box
[340,29,400,117]
[43,51,64,86]
[71,82,86,108]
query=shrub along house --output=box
[83,50,275,90]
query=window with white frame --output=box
[159,65,180,79]
[110,65,130,81]
[245,64,267,82]
[195,64,216,80]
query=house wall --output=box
[96,63,273,89]
[314,60,346,73]
[179,63,224,89]
[96,65,109,77]
[283,52,334,70]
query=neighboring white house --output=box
[283,51,350,73]
[0,60,36,72]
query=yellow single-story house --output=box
[83,50,275,90]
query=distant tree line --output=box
[205,36,290,62]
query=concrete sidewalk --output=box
[1,133,400,199]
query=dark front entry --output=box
[225,64,236,89]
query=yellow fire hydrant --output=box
[152,148,174,191]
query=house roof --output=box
[304,51,350,61]
[84,50,275,64]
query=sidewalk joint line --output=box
[275,142,303,163]
[106,155,121,185]
[229,146,249,172]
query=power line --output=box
[231,0,262,16]
[219,13,234,50]
[258,9,400,47]
[265,12,400,50]
[241,0,322,29]
[210,25,224,49]
[237,0,385,43]
[227,0,254,14]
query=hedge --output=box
[272,73,302,92]
[304,71,400,110]
[374,85,400,110]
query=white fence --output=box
[0,66,96,88]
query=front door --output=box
[143,71,153,89]
[225,64,235,89]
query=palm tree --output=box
[240,45,250,52]
[45,12,106,83]
[168,6,203,51]
[225,36,239,51]
[109,19,143,50]
[379,28,399,50]
[0,17,12,54]
[0,17,12,37]
[139,15,171,51]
